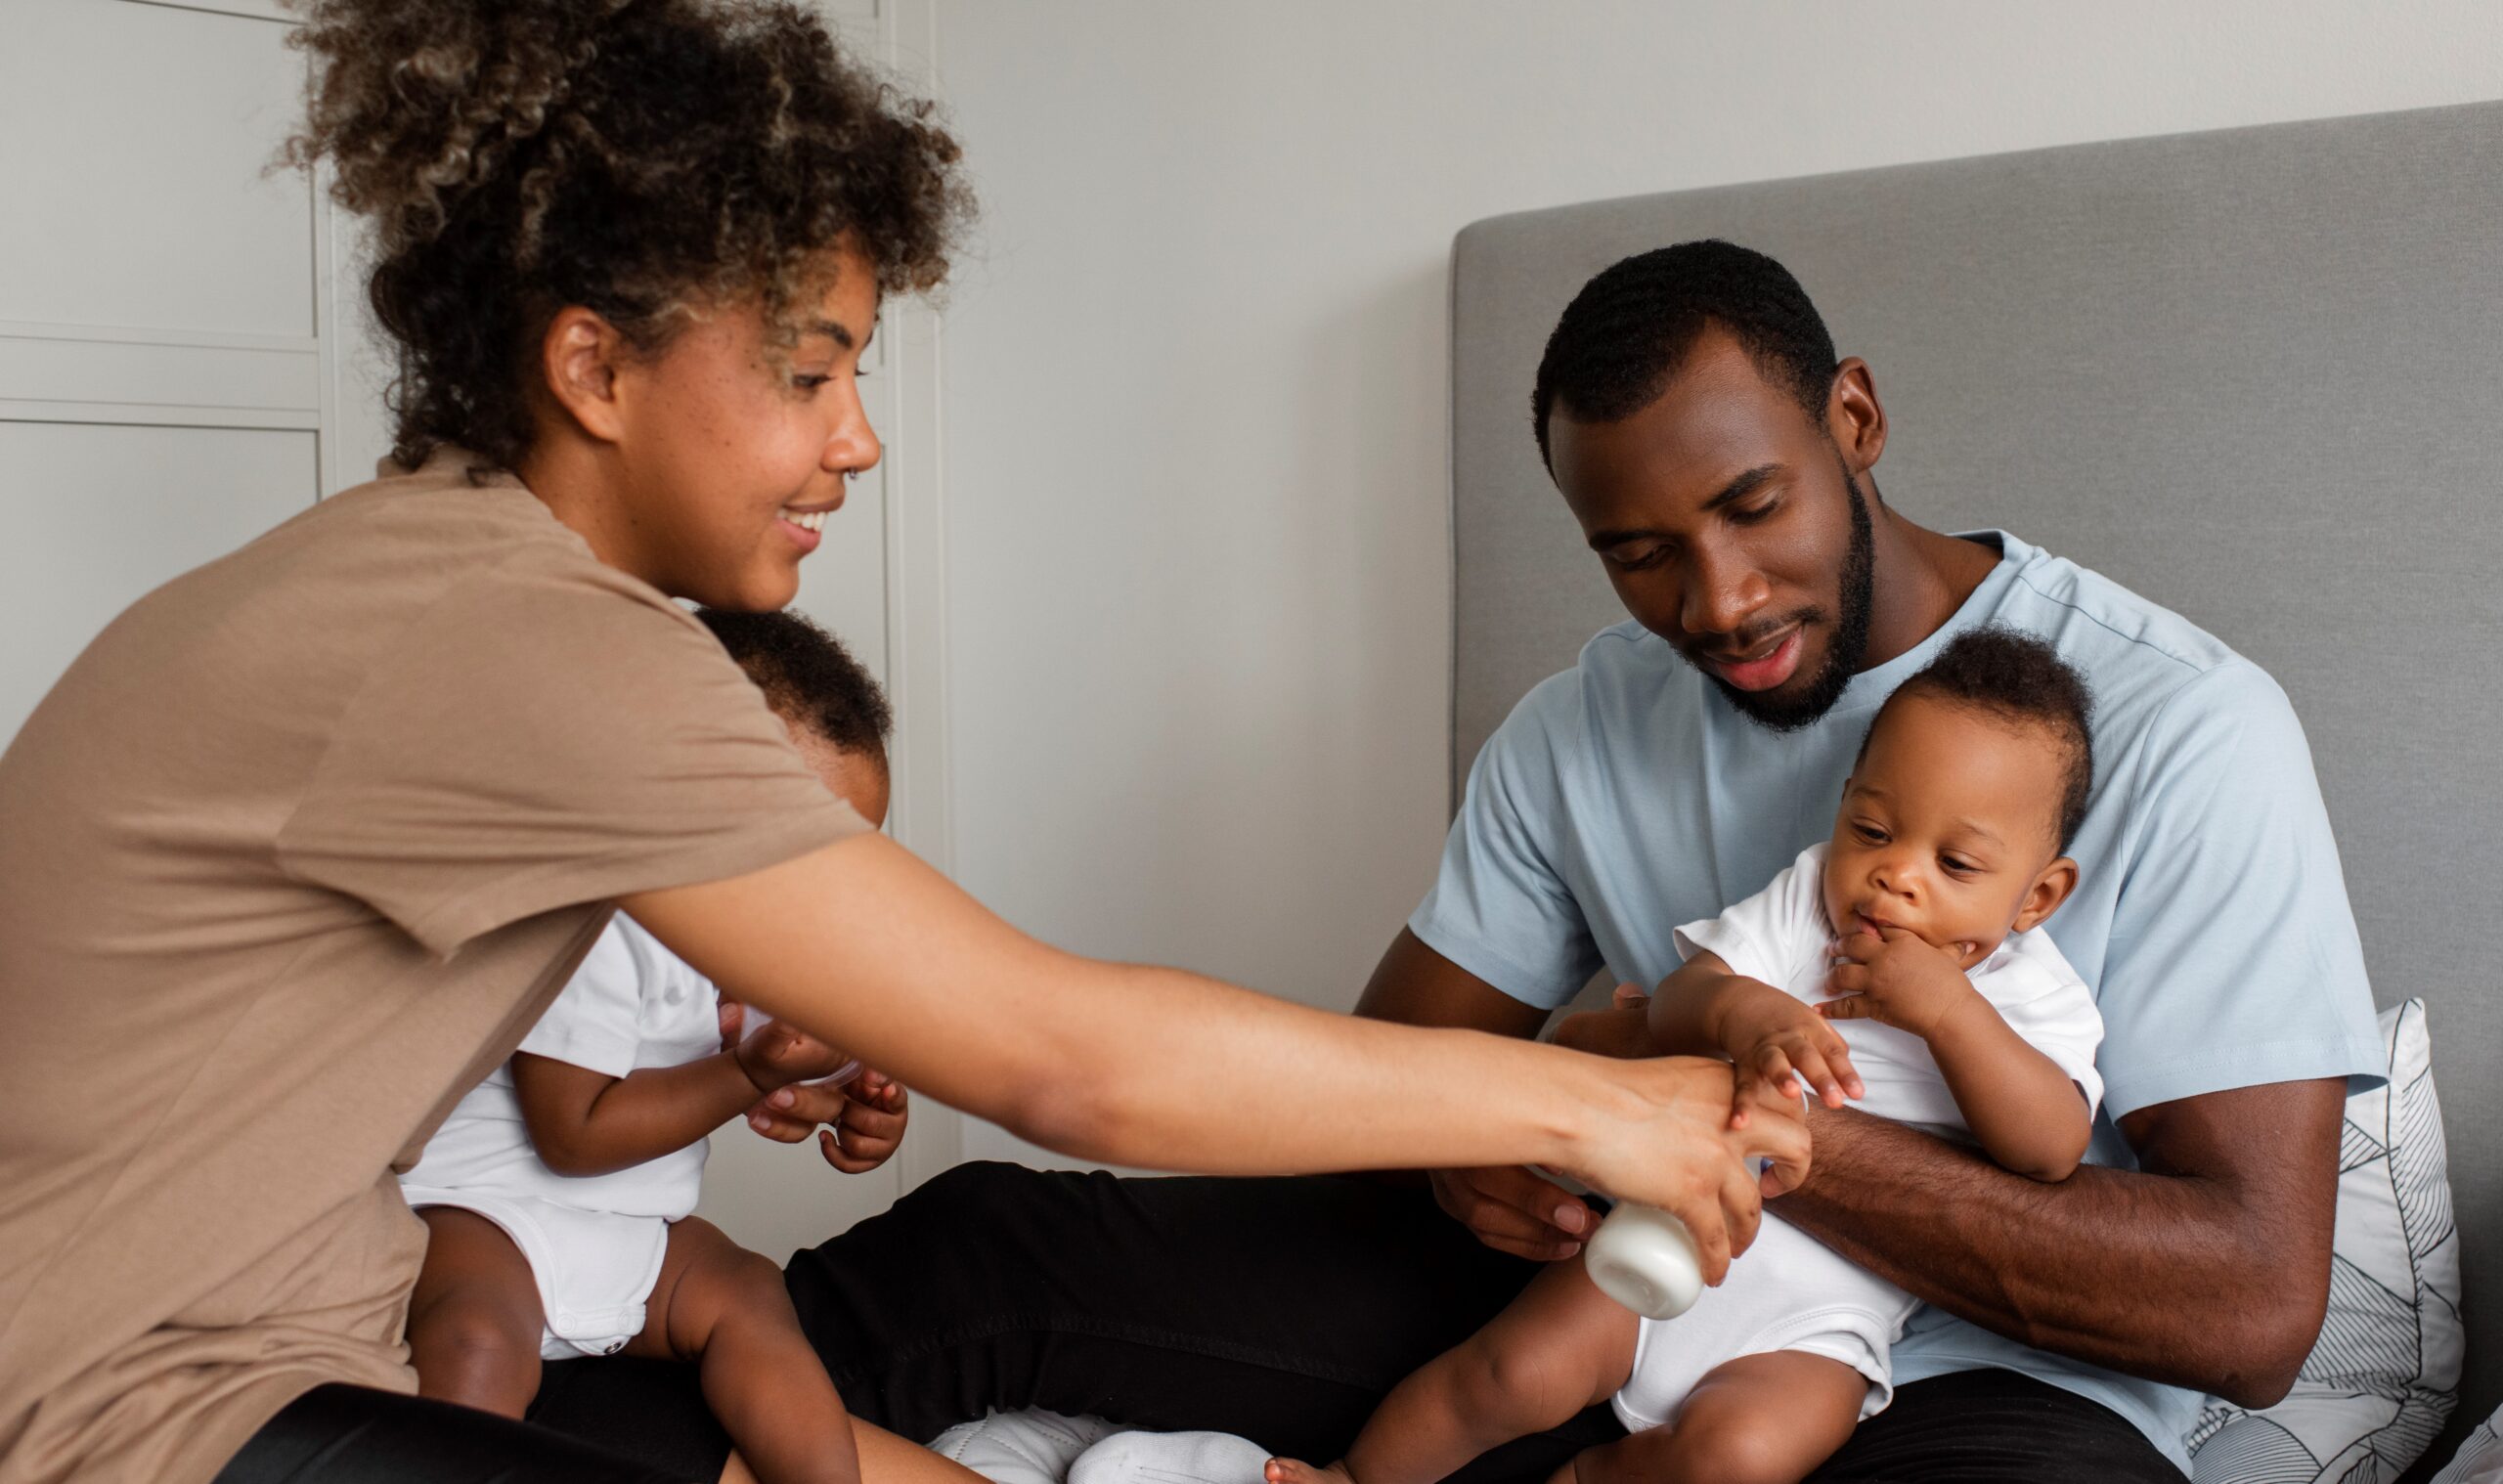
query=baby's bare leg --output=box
[1267,1255,1638,1484]
[405,1206,546,1418]
[629,1215,858,1484]
[1564,1351,1866,1484]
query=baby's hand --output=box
[1712,977,1864,1118]
[1821,926,1978,1040]
[820,1071,910,1174]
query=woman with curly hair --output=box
[0,3,1805,1482]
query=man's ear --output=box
[2012,855,2080,934]
[540,307,631,446]
[1828,356,1887,477]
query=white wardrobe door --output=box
[0,0,312,338]
[0,421,316,742]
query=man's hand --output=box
[1552,983,1658,1060]
[1709,975,1863,1117]
[1820,927,1981,1040]
[1428,1164,1599,1261]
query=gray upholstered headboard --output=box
[1449,100,2501,1472]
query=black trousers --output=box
[525,1161,2185,1483]
[214,1383,701,1483]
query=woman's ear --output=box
[2012,855,2080,934]
[540,307,631,445]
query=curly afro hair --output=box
[1860,627,2097,852]
[697,607,891,764]
[1532,240,1838,470]
[284,0,973,475]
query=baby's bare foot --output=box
[1264,1459,1356,1484]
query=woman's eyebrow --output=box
[805,318,861,350]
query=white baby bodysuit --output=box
[400,914,725,1358]
[1610,841,2105,1430]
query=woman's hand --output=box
[1560,1055,1812,1285]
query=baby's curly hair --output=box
[697,607,890,764]
[284,0,972,474]
[1862,628,2097,852]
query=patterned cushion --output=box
[2188,1000,2462,1484]
[2430,1407,2502,1484]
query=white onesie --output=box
[400,914,724,1360]
[1609,841,2105,1433]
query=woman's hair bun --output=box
[282,0,971,471]
[285,0,624,253]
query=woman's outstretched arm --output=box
[622,831,1807,1282]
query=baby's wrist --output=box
[727,1043,782,1096]
[1917,985,1997,1049]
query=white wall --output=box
[925,0,2503,1169]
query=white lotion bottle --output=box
[1583,1202,1704,1321]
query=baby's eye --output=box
[1939,854,1977,875]
[1852,823,1887,844]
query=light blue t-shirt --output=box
[1409,531,2383,1469]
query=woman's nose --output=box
[825,391,884,485]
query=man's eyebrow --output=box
[1700,462,1783,511]
[1585,462,1783,549]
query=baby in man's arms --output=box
[1267,627,2107,1484]
[397,608,904,1484]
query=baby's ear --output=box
[2012,856,2080,933]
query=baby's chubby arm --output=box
[1822,928,2090,1181]
[510,1022,853,1178]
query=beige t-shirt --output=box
[0,451,865,1484]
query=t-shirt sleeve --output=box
[1672,849,1826,993]
[276,557,866,959]
[2092,660,2382,1117]
[1984,955,2108,1117]
[514,918,650,1077]
[1407,674,1603,1008]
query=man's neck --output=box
[1861,506,2003,672]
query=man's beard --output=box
[1707,459,1875,732]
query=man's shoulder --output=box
[1991,537,2285,735]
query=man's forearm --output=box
[1774,1087,2341,1408]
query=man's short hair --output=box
[696,608,892,764]
[1531,240,1839,468]
[1861,628,2097,852]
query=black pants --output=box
[531,1161,2186,1483]
[214,1383,702,1482]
